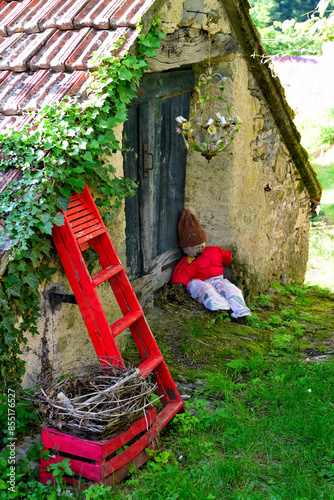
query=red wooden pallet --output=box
[41,186,184,486]
[40,407,157,487]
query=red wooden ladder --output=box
[51,186,184,432]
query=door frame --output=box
[123,69,195,288]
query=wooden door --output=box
[122,70,194,287]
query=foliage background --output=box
[249,0,334,55]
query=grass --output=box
[110,281,334,500]
[110,356,334,500]
[304,146,334,292]
[116,134,334,498]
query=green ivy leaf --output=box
[56,197,70,212]
[5,273,20,285]
[40,213,51,225]
[23,273,40,291]
[52,213,64,227]
[39,240,52,258]
[114,109,127,123]
[24,247,42,265]
[83,151,93,162]
[6,282,22,298]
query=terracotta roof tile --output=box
[0,168,23,193]
[66,28,114,70]
[0,0,32,36]
[0,71,29,112]
[0,70,10,85]
[0,114,33,131]
[67,27,138,70]
[2,69,48,113]
[24,70,89,111]
[111,0,154,28]
[29,27,90,71]
[18,70,63,111]
[73,0,124,29]
[0,31,22,54]
[0,29,56,71]
[7,0,60,35]
[39,0,92,31]
[0,0,147,131]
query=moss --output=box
[121,282,334,381]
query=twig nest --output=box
[29,359,156,440]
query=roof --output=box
[0,0,157,131]
[0,0,322,212]
[272,56,325,119]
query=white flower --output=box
[235,116,242,124]
[175,116,187,124]
[308,389,312,393]
[206,118,213,126]
[215,112,226,126]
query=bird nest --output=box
[29,359,157,440]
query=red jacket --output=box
[171,246,232,287]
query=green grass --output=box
[109,281,334,500]
[305,148,334,292]
[111,357,334,500]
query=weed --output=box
[83,483,113,499]
[269,333,293,356]
[252,294,274,310]
[0,394,39,447]
[170,412,200,435]
[205,313,231,329]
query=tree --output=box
[270,0,320,23]
[249,0,334,55]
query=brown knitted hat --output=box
[178,209,207,247]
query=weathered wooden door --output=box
[123,70,195,287]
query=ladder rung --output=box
[76,226,106,246]
[74,222,104,239]
[67,208,94,222]
[70,213,96,229]
[91,265,123,287]
[110,310,143,337]
[68,193,83,203]
[67,202,90,215]
[137,355,163,378]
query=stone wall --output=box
[183,51,310,298]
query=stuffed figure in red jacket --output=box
[171,210,251,322]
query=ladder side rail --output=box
[151,361,184,406]
[52,225,108,360]
[53,223,124,366]
[92,236,163,357]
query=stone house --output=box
[0,0,321,385]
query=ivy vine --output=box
[0,21,165,393]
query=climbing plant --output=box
[0,21,165,392]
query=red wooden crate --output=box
[39,406,157,487]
